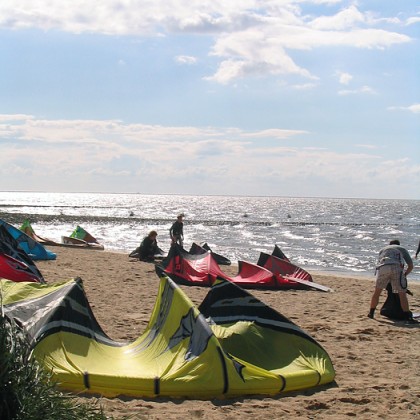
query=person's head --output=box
[177,213,184,221]
[389,239,400,245]
[149,230,158,239]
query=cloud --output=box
[406,104,420,114]
[0,1,412,85]
[0,115,305,165]
[406,16,420,26]
[1,114,418,197]
[203,4,411,83]
[338,85,376,95]
[0,114,34,122]
[309,5,365,30]
[241,128,308,139]
[336,71,353,85]
[175,55,198,65]
[387,103,420,114]
[205,29,318,83]
[290,82,318,90]
[306,0,343,4]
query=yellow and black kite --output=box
[1,275,335,398]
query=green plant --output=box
[0,316,109,420]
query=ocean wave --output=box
[1,193,419,282]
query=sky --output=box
[1,0,419,199]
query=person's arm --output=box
[402,248,414,275]
[151,239,158,253]
[415,240,420,258]
[138,238,147,258]
[405,261,414,276]
[170,223,177,243]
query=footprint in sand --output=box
[338,397,371,405]
[305,401,330,410]
[355,328,375,335]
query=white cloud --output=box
[0,1,412,85]
[285,28,410,50]
[291,82,318,90]
[175,55,197,65]
[388,104,420,114]
[241,128,308,139]
[307,0,343,4]
[0,115,307,153]
[309,5,365,30]
[0,114,34,122]
[336,71,353,85]
[1,114,418,197]
[406,16,420,26]
[206,29,318,83]
[407,104,420,114]
[338,85,376,95]
[205,17,410,83]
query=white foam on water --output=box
[1,192,419,281]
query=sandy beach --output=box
[36,247,420,419]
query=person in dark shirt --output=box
[138,230,159,262]
[169,214,184,247]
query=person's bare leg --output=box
[370,288,382,309]
[368,288,382,318]
[398,291,409,312]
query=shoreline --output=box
[33,246,420,419]
[70,247,420,283]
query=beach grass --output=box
[0,316,109,420]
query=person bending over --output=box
[368,239,415,323]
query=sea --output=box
[0,192,419,282]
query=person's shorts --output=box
[376,264,407,293]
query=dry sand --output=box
[36,247,420,419]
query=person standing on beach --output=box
[170,214,184,247]
[368,239,415,323]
